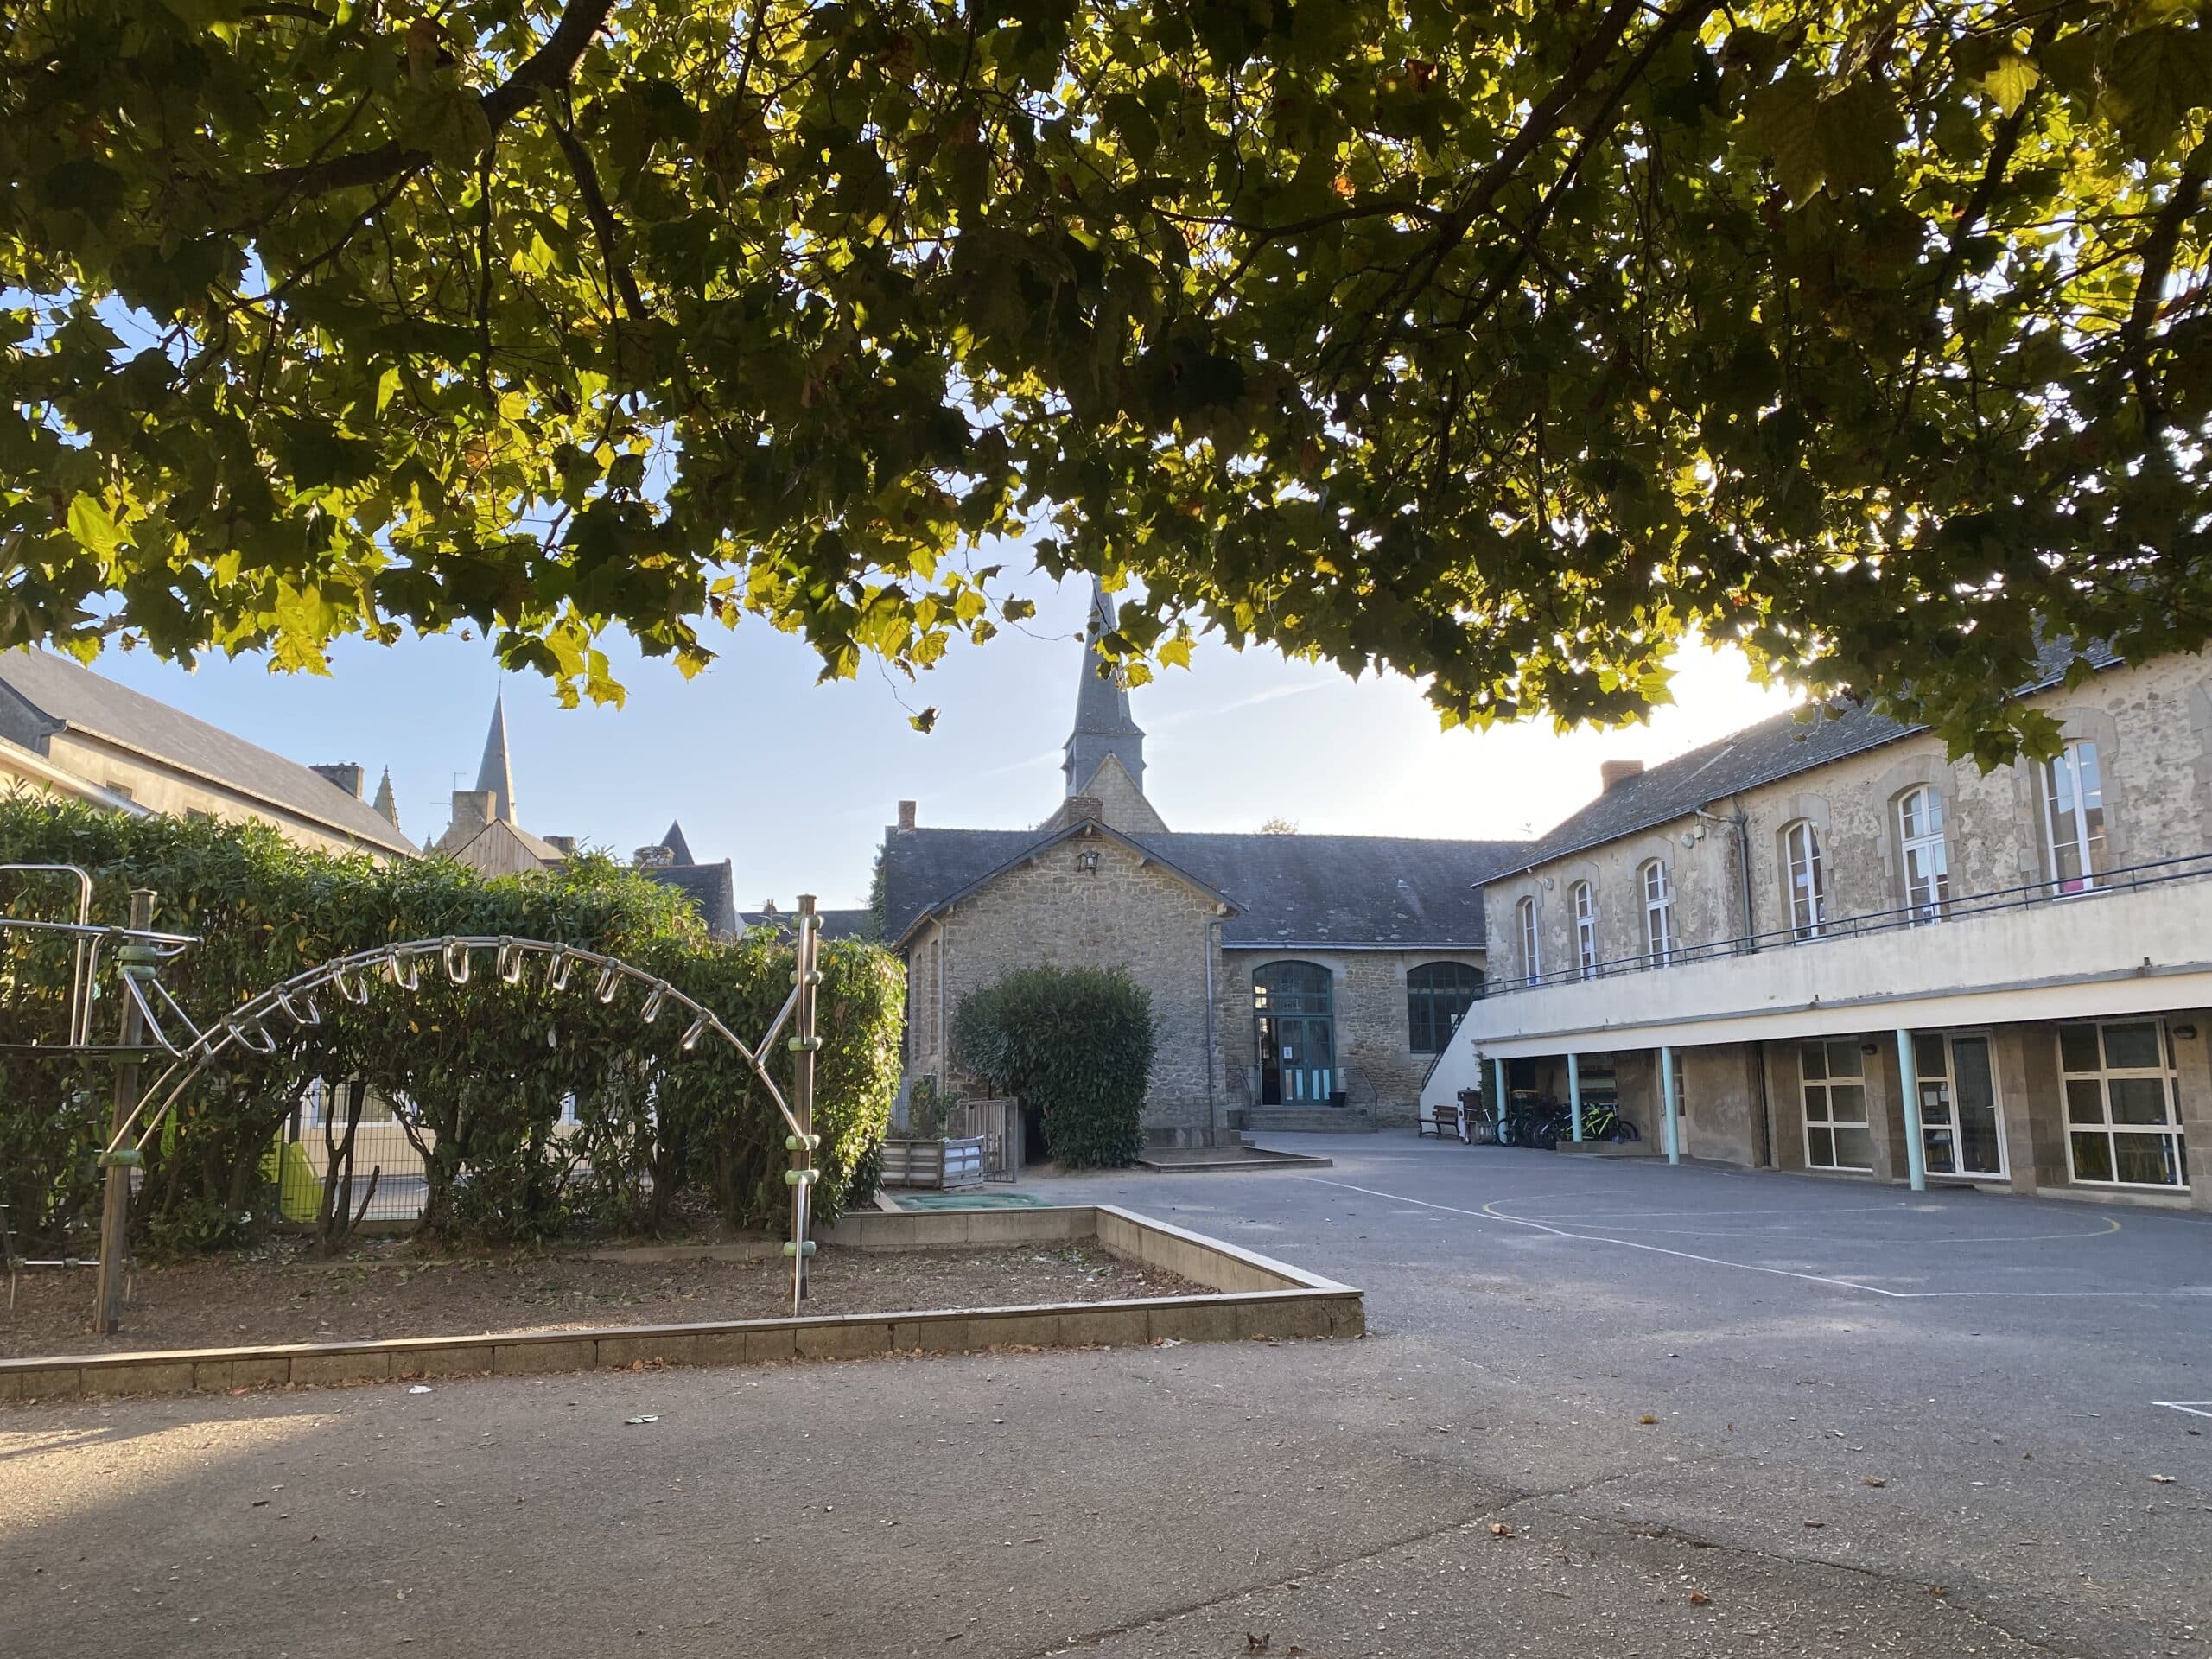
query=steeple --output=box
[1063,578,1147,798]
[372,766,400,831]
[660,821,695,864]
[475,690,515,823]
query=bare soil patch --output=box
[2,1239,1202,1358]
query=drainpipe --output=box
[1204,917,1220,1145]
[1695,804,1756,951]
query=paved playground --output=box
[3,1141,2207,1657]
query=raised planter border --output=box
[0,1205,1361,1403]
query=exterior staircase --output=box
[1233,1105,1379,1135]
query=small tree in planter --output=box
[954,967,1154,1169]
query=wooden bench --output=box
[1417,1101,1460,1140]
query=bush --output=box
[0,796,903,1251]
[952,965,1154,1168]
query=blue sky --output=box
[83,574,1797,908]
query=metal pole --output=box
[787,895,822,1312]
[1660,1045,1680,1166]
[1492,1054,1508,1135]
[1895,1028,1928,1193]
[1566,1052,1583,1142]
[94,889,155,1334]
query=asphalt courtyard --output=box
[3,1139,2208,1658]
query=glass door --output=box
[1255,963,1337,1105]
[1801,1039,1872,1171]
[1913,1033,2005,1179]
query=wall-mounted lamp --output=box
[2176,1024,2199,1041]
[1076,849,1101,874]
[1860,1041,1880,1056]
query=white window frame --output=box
[1799,1039,1872,1172]
[1517,895,1541,985]
[1911,1029,2007,1181]
[1571,881,1598,979]
[2042,740,2109,895]
[2059,1019,2188,1190]
[1783,819,1827,939]
[1897,786,1950,924]
[1640,859,1675,965]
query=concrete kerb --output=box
[0,1206,1363,1403]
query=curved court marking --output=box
[1299,1176,2212,1300]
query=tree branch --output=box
[2122,145,2209,431]
[257,0,617,200]
[546,116,646,321]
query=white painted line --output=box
[1298,1176,2212,1302]
[2153,1401,2212,1420]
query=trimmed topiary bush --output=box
[952,965,1154,1168]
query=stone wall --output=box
[1486,652,2212,981]
[1218,948,1487,1127]
[900,829,1226,1144]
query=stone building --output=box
[879,582,1523,1144]
[0,647,414,859]
[1426,642,2212,1211]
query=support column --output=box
[1566,1052,1584,1142]
[1660,1045,1680,1166]
[1493,1054,1508,1126]
[1896,1027,1928,1192]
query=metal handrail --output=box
[1491,846,2212,996]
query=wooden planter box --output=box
[880,1135,987,1190]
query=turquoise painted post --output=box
[1896,1028,1928,1192]
[1493,1054,1509,1135]
[1566,1052,1584,1142]
[1660,1046,1680,1165]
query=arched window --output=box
[1640,859,1675,964]
[1516,895,1541,985]
[1897,786,1949,922]
[1407,961,1484,1054]
[1783,820,1826,939]
[1571,881,1598,978]
[1254,962,1335,1105]
[2042,740,2108,893]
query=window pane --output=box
[1827,1083,1867,1125]
[1827,1039,1864,1079]
[2070,1131,2114,1184]
[1801,1043,1827,1081]
[1831,1127,1874,1169]
[2065,1078,2107,1125]
[2113,1133,2183,1186]
[2102,1021,2163,1071]
[2058,1025,2101,1074]
[1807,1127,1835,1166]
[2107,1077,2172,1127]
[1913,1033,1946,1079]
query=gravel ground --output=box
[1,1239,1198,1356]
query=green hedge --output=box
[952,965,1154,1168]
[0,798,902,1252]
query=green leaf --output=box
[1982,53,2040,117]
[67,494,124,557]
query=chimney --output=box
[542,835,576,856]
[897,800,917,832]
[446,789,493,842]
[634,843,675,868]
[1600,759,1646,793]
[312,762,364,798]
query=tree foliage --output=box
[5,2,2211,757]
[952,964,1153,1168]
[0,798,902,1252]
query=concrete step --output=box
[1236,1107,1380,1135]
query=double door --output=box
[1915,1032,2005,1179]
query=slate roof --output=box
[0,648,416,856]
[1512,638,2123,873]
[880,824,1523,950]
[641,859,738,937]
[741,906,875,943]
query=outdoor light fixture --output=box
[442,938,471,984]
[640,983,669,1023]
[595,964,623,1003]
[2177,1024,2199,1041]
[681,1013,712,1052]
[1861,1041,1879,1055]
[497,937,524,983]
[544,947,575,992]
[384,950,419,991]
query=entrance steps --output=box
[1234,1106,1379,1135]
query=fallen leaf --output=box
[1637,1414,1658,1425]
[624,1415,658,1426]
[1489,1522,1513,1537]
[2150,1474,2177,1484]
[1862,1478,1886,1488]
[1688,1591,1711,1606]
[1802,1520,1825,1529]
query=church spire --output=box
[1063,577,1146,798]
[372,766,400,831]
[475,690,516,823]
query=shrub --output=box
[952,965,1154,1168]
[0,797,902,1250]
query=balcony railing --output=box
[1491,848,2212,996]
